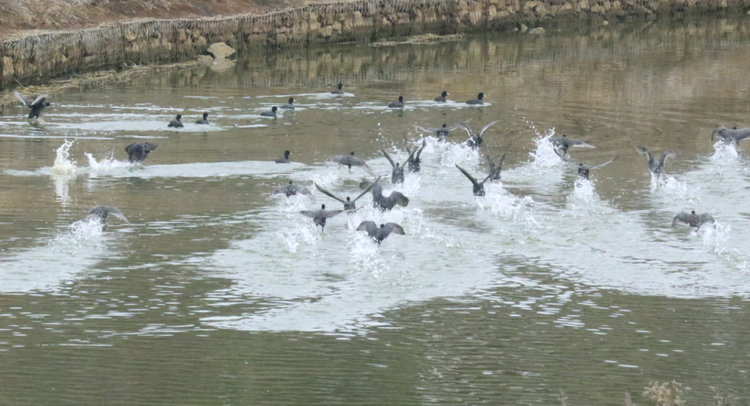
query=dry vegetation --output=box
[0,0,306,39]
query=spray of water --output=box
[51,140,77,175]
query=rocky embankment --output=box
[1,0,748,92]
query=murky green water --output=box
[1,17,750,405]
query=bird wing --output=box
[672,212,690,226]
[299,210,319,218]
[354,177,380,202]
[30,95,48,106]
[414,139,426,159]
[358,161,375,176]
[414,125,439,133]
[458,121,474,137]
[297,186,315,199]
[314,183,345,204]
[699,213,715,224]
[333,155,347,164]
[144,142,158,152]
[13,90,32,106]
[125,143,138,154]
[387,191,409,207]
[497,153,507,168]
[478,120,501,137]
[636,147,654,166]
[590,154,620,170]
[323,210,344,218]
[272,186,287,195]
[455,164,481,189]
[381,149,397,168]
[382,222,405,236]
[567,138,595,148]
[711,126,727,141]
[356,221,378,236]
[482,144,496,167]
[552,149,578,167]
[659,150,678,168]
[102,206,130,223]
[734,128,750,141]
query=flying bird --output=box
[300,204,344,232]
[381,149,415,184]
[672,210,715,230]
[405,139,427,172]
[125,142,158,163]
[549,134,594,156]
[556,150,619,180]
[273,181,314,199]
[356,221,405,244]
[455,164,495,196]
[333,152,375,175]
[636,147,678,175]
[415,123,459,139]
[459,120,500,149]
[86,206,130,223]
[14,90,50,119]
[315,180,378,211]
[711,126,750,144]
[359,181,409,211]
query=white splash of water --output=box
[710,141,740,164]
[476,182,535,221]
[529,129,563,168]
[650,173,697,202]
[85,153,133,174]
[52,140,77,175]
[571,178,597,203]
[439,142,479,168]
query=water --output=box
[1,18,750,404]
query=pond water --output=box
[1,17,750,405]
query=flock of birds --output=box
[12,84,744,242]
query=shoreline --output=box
[1,0,749,97]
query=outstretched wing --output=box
[353,179,378,202]
[672,212,690,226]
[381,149,397,168]
[143,142,158,152]
[734,128,750,141]
[13,90,32,106]
[382,222,405,236]
[699,213,715,224]
[296,186,315,200]
[315,183,345,204]
[272,187,287,195]
[355,159,375,175]
[478,120,501,137]
[590,154,620,170]
[567,138,595,148]
[323,210,344,218]
[103,207,130,223]
[636,147,654,166]
[711,126,727,141]
[455,164,481,189]
[387,191,409,207]
[30,95,48,106]
[659,150,678,168]
[356,221,378,236]
[414,139,426,160]
[299,210,318,218]
[125,143,139,154]
[482,144,496,168]
[414,125,440,134]
[553,149,578,168]
[458,121,474,137]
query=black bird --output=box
[14,91,50,119]
[332,83,345,95]
[556,151,619,180]
[388,96,405,109]
[711,126,750,144]
[315,179,378,211]
[168,114,183,128]
[195,112,209,124]
[636,147,678,175]
[466,92,486,105]
[273,181,314,199]
[356,221,405,245]
[300,204,344,232]
[86,206,130,223]
[333,152,375,175]
[261,106,278,117]
[549,134,594,155]
[125,142,158,163]
[672,210,715,229]
[281,97,295,110]
[359,181,409,211]
[484,150,506,181]
[382,149,415,184]
[455,164,495,196]
[275,150,292,163]
[459,120,500,149]
[405,139,427,172]
[415,123,459,139]
[434,91,449,102]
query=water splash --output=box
[710,141,740,164]
[85,153,133,175]
[439,142,479,167]
[51,140,77,175]
[529,129,563,168]
[571,178,597,203]
[650,173,697,202]
[476,182,535,221]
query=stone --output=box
[520,23,529,32]
[207,42,235,59]
[528,27,545,34]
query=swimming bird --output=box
[356,221,405,245]
[125,142,158,163]
[195,112,209,124]
[260,106,278,117]
[315,179,378,210]
[359,181,409,211]
[333,152,375,175]
[556,151,619,180]
[86,206,130,223]
[415,123,459,139]
[273,181,314,199]
[388,96,405,109]
[455,164,495,196]
[332,83,345,95]
[459,120,500,149]
[636,147,678,175]
[672,210,715,229]
[300,204,344,232]
[281,97,295,110]
[549,134,595,155]
[168,115,183,128]
[382,149,414,184]
[466,92,486,105]
[434,91,449,102]
[405,139,427,172]
[711,126,750,144]
[14,90,50,119]
[275,150,292,163]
